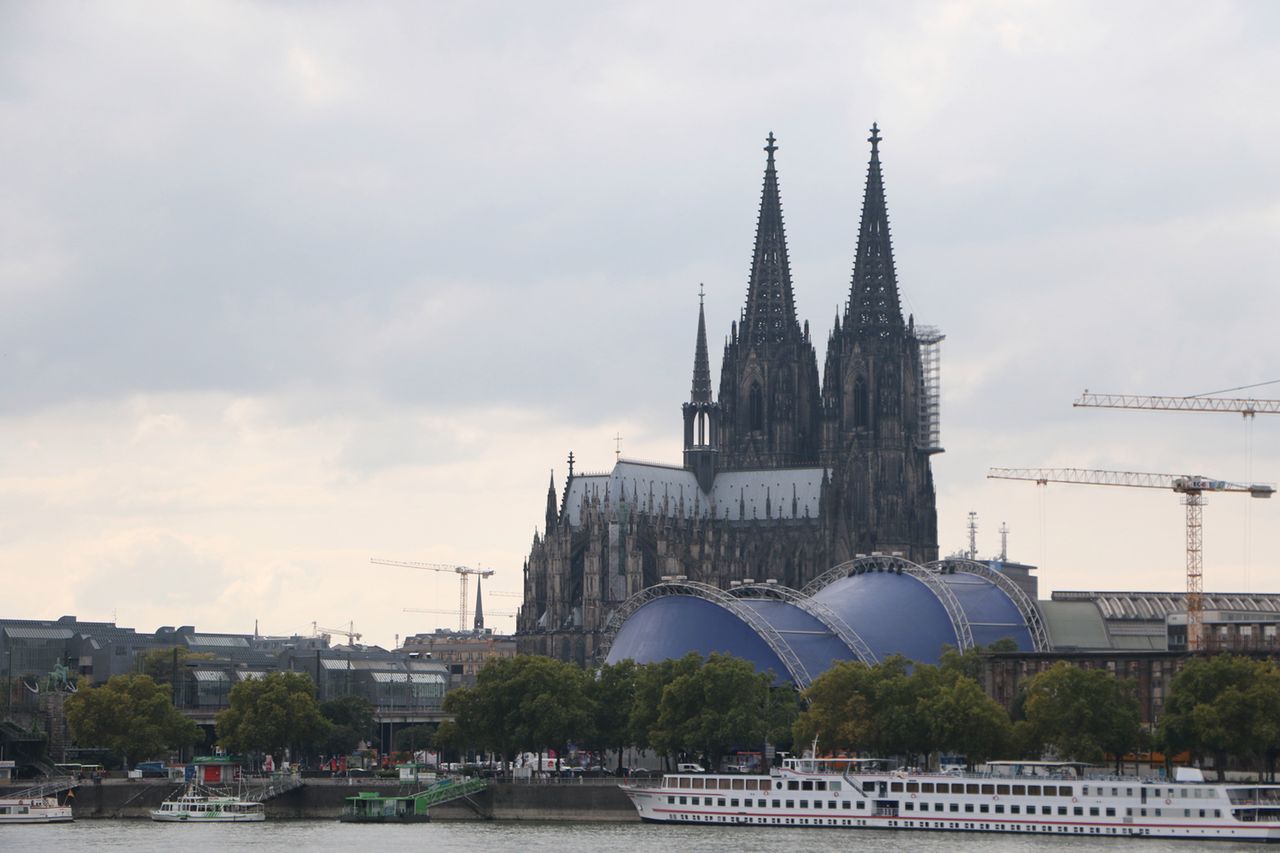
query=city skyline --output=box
[2,2,1278,648]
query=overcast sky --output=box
[2,1,1278,648]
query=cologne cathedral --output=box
[517,127,942,664]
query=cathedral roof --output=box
[561,460,827,526]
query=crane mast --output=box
[987,467,1274,651]
[371,558,496,631]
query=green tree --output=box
[652,653,771,770]
[320,695,375,757]
[792,659,882,754]
[589,659,638,773]
[629,654,702,764]
[138,646,216,686]
[919,673,1010,766]
[64,674,202,769]
[1023,662,1141,768]
[1161,655,1280,780]
[394,725,435,754]
[216,671,331,758]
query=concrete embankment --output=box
[69,779,638,822]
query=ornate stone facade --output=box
[518,128,940,664]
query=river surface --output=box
[16,821,1266,853]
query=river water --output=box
[19,821,1264,853]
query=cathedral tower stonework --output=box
[518,129,940,665]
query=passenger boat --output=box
[339,791,432,823]
[150,785,265,822]
[0,795,73,823]
[619,757,1280,842]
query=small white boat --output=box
[0,795,74,823]
[150,785,265,822]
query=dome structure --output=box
[602,557,1048,687]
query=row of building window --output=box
[665,796,1222,821]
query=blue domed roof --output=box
[811,571,959,663]
[603,563,1042,686]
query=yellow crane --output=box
[371,558,495,631]
[987,467,1274,651]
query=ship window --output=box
[950,803,958,813]
[829,782,841,792]
[1060,786,1073,797]
[816,781,827,791]
[733,779,744,791]
[891,783,904,793]
[842,801,851,810]
[965,804,974,813]
[997,785,1010,796]
[1042,806,1052,815]
[786,800,794,809]
[981,785,995,795]
[1012,785,1025,796]
[921,783,934,794]
[904,802,912,811]
[1027,785,1041,796]
[1199,809,1205,818]
[788,781,799,790]
[679,797,687,805]
[800,800,809,808]
[906,782,918,793]
[1074,807,1084,816]
[802,781,813,791]
[1059,807,1068,816]
[1215,810,1221,817]
[1083,786,1089,796]
[1090,807,1099,816]
[1011,805,1020,814]
[857,801,864,809]
[966,784,979,794]
[995,805,1004,814]
[814,801,822,809]
[1042,785,1056,796]
[980,805,989,814]
[692,779,703,789]
[730,799,738,807]
[718,798,725,807]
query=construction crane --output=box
[1074,391,1280,416]
[370,558,495,631]
[987,468,1274,651]
[312,621,362,644]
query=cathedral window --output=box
[749,382,764,432]
[853,377,869,429]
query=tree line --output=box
[61,649,1280,778]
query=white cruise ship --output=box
[619,758,1280,842]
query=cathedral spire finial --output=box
[690,286,713,404]
[847,122,903,334]
[741,132,799,348]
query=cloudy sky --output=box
[3,1,1277,648]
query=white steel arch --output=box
[729,583,879,665]
[926,558,1050,652]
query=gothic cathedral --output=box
[517,127,940,664]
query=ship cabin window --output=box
[920,783,933,793]
[1041,806,1052,815]
[842,801,851,810]
[802,781,813,791]
[1042,785,1056,796]
[997,785,1010,796]
[1112,787,1120,797]
[690,796,699,805]
[1215,810,1221,817]
[730,799,739,807]
[1140,808,1147,817]
[816,781,827,791]
[1107,808,1116,817]
[950,803,958,813]
[891,782,904,793]
[964,804,974,813]
[1059,786,1073,797]
[718,798,726,806]
[814,800,822,809]
[1027,785,1041,796]
[1127,788,1134,797]
[785,800,794,809]
[980,805,989,814]
[995,805,1005,814]
[1059,807,1068,816]
[678,797,687,805]
[1012,785,1025,796]
[776,782,783,790]
[1155,809,1162,817]
[981,784,995,795]
[787,781,799,791]
[1089,807,1099,817]
[1082,786,1089,795]
[906,782,919,793]
[1074,807,1083,816]
[733,779,744,791]
[966,784,980,795]
[1010,805,1020,814]
[692,778,704,789]
[829,782,840,792]
[904,802,913,811]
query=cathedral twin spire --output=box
[847,123,904,335]
[739,132,801,348]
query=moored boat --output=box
[150,784,264,822]
[619,757,1280,842]
[0,795,73,823]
